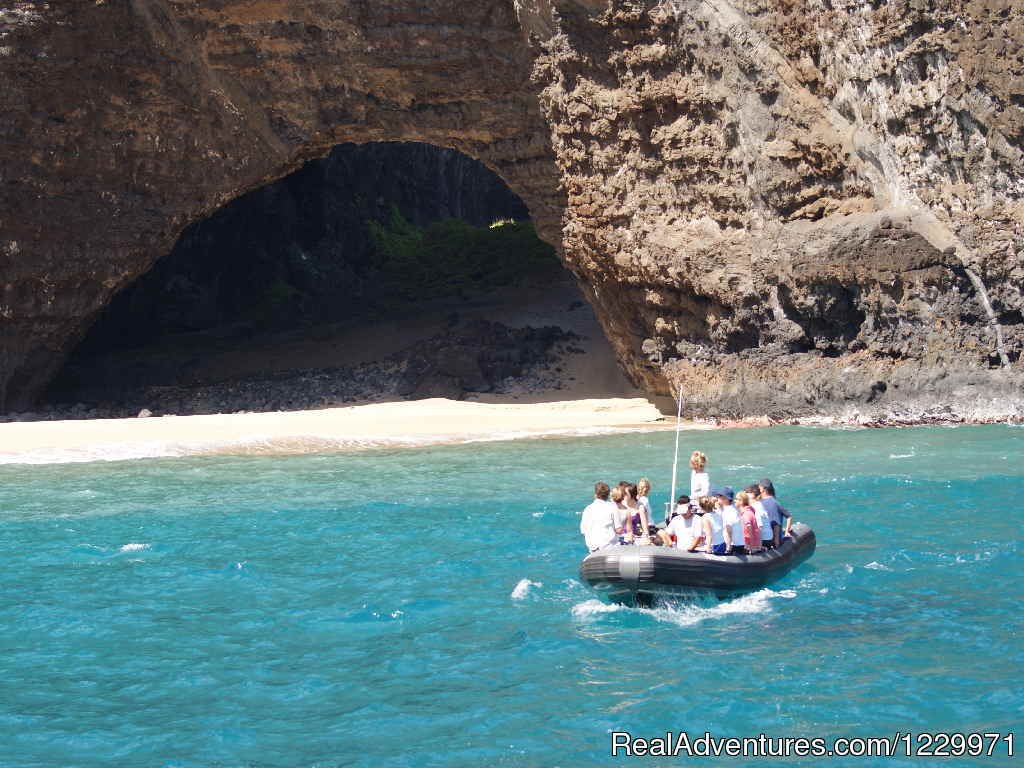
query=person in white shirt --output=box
[609,485,628,539]
[636,478,655,527]
[689,451,710,502]
[580,481,619,552]
[698,495,726,554]
[712,486,744,555]
[658,495,700,549]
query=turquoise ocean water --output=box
[0,425,1020,767]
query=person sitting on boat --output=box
[689,451,710,503]
[691,497,712,551]
[580,482,620,552]
[746,484,774,550]
[735,490,763,554]
[610,485,629,538]
[622,483,651,543]
[658,495,699,549]
[667,493,689,522]
[698,495,727,555]
[757,479,791,546]
[712,486,745,555]
[637,478,655,527]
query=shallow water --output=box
[0,425,1020,767]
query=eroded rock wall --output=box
[0,0,562,409]
[1,0,1022,420]
[531,0,1023,420]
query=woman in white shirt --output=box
[636,478,655,526]
[698,495,726,555]
[609,486,628,541]
[689,451,710,501]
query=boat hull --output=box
[580,522,816,604]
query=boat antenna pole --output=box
[668,383,683,522]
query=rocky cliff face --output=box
[2,0,1022,421]
[530,0,1023,421]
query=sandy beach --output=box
[0,264,706,464]
[0,396,699,464]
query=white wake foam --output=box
[571,599,625,618]
[511,579,542,600]
[119,542,150,552]
[572,588,797,626]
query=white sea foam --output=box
[511,579,542,599]
[119,542,149,552]
[864,561,891,571]
[572,588,796,626]
[571,599,625,618]
[532,512,545,518]
[649,589,796,627]
[0,441,189,465]
[0,425,664,465]
[889,453,915,459]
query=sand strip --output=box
[0,397,703,464]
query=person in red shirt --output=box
[734,490,763,553]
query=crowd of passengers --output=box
[579,451,794,554]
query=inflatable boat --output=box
[580,522,816,605]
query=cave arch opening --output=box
[44,142,637,418]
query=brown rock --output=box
[1,0,1022,422]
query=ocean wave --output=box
[863,561,891,571]
[0,425,665,466]
[0,441,190,465]
[511,579,542,600]
[119,543,150,552]
[888,453,915,459]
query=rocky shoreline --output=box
[718,412,1024,430]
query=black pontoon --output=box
[580,522,816,605]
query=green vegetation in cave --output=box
[366,207,558,302]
